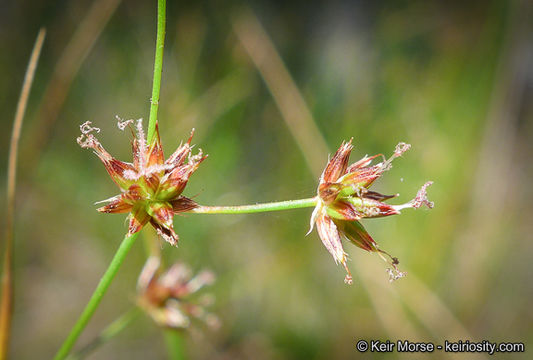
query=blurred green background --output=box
[1,0,532,359]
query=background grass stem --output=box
[0,28,46,360]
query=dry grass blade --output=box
[0,28,46,360]
[232,8,329,177]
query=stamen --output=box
[411,181,434,209]
[379,142,412,171]
[116,116,134,131]
[77,121,102,149]
[393,142,411,157]
[80,121,100,134]
[391,181,434,212]
[386,267,406,282]
[377,249,407,282]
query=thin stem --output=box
[53,232,139,360]
[55,2,166,358]
[0,28,46,360]
[66,308,140,360]
[191,197,318,214]
[164,330,186,360]
[147,0,166,144]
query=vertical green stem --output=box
[55,1,167,358]
[146,0,166,144]
[53,232,139,360]
[164,330,186,360]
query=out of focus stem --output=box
[66,308,140,360]
[53,232,139,360]
[0,28,46,360]
[191,197,318,214]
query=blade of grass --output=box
[0,28,46,360]
[52,232,139,360]
[66,308,140,360]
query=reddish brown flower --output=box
[77,118,206,245]
[309,139,433,284]
[137,257,218,329]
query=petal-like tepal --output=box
[346,197,400,218]
[147,122,165,168]
[335,220,377,252]
[315,212,353,284]
[97,195,133,214]
[128,206,151,236]
[165,129,195,167]
[320,139,353,184]
[345,154,382,173]
[159,153,207,200]
[77,121,136,191]
[170,196,198,213]
[324,200,362,221]
[338,164,384,191]
[149,202,179,246]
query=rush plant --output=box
[52,0,433,358]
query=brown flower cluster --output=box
[77,118,206,245]
[309,140,433,284]
[137,257,218,329]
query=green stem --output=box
[53,232,139,360]
[66,308,140,360]
[56,1,165,358]
[164,330,186,360]
[191,197,318,214]
[146,0,166,144]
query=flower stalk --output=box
[191,197,318,214]
[147,0,166,144]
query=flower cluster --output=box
[77,118,206,245]
[137,257,218,329]
[309,140,433,284]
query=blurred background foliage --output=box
[1,0,532,359]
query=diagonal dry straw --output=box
[0,28,46,360]
[232,9,329,177]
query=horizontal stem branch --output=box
[191,197,317,214]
